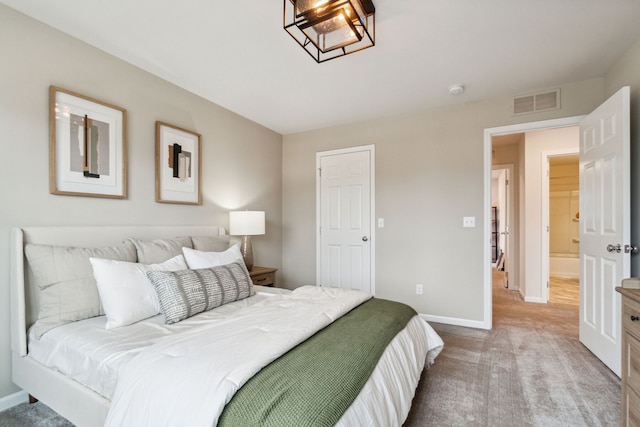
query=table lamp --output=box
[229,210,265,271]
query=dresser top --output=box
[616,286,640,303]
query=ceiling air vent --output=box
[513,89,560,115]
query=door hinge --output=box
[547,281,549,288]
[318,167,322,177]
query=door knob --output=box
[362,236,368,242]
[607,244,622,253]
[625,244,639,254]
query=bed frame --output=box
[10,226,227,427]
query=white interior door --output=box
[579,86,630,377]
[317,147,373,292]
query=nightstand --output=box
[249,266,278,287]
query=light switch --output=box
[463,217,476,228]
[378,218,384,228]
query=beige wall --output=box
[522,127,579,302]
[282,79,605,327]
[0,6,282,400]
[549,162,579,192]
[605,37,640,277]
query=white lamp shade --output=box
[229,211,265,236]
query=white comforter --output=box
[105,286,372,427]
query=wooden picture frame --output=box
[49,86,127,198]
[155,121,202,205]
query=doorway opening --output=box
[485,88,630,375]
[482,116,584,329]
[547,154,579,305]
[491,164,514,290]
[490,129,579,302]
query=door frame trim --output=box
[483,116,584,329]
[315,144,376,294]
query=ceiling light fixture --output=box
[284,0,375,63]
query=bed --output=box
[10,226,443,427]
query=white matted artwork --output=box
[49,86,127,198]
[155,121,202,205]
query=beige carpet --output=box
[403,272,621,427]
[0,401,73,427]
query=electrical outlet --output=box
[463,216,476,228]
[416,284,423,295]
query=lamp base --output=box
[240,235,254,271]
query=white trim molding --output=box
[0,390,28,412]
[419,313,488,330]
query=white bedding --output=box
[29,286,443,427]
[28,287,291,399]
[107,285,372,426]
[336,315,441,427]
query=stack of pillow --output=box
[25,235,255,338]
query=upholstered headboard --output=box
[10,226,227,357]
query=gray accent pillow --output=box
[190,235,232,252]
[147,261,253,324]
[127,236,193,264]
[25,242,137,338]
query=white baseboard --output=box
[419,313,490,330]
[0,390,28,412]
[524,296,546,303]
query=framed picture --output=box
[155,121,202,205]
[49,86,127,198]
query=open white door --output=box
[579,86,631,377]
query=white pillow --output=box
[90,255,188,329]
[182,245,244,269]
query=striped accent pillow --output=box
[146,261,253,324]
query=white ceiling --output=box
[3,0,640,135]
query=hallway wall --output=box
[522,126,579,302]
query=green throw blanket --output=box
[218,298,417,427]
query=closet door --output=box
[317,146,373,293]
